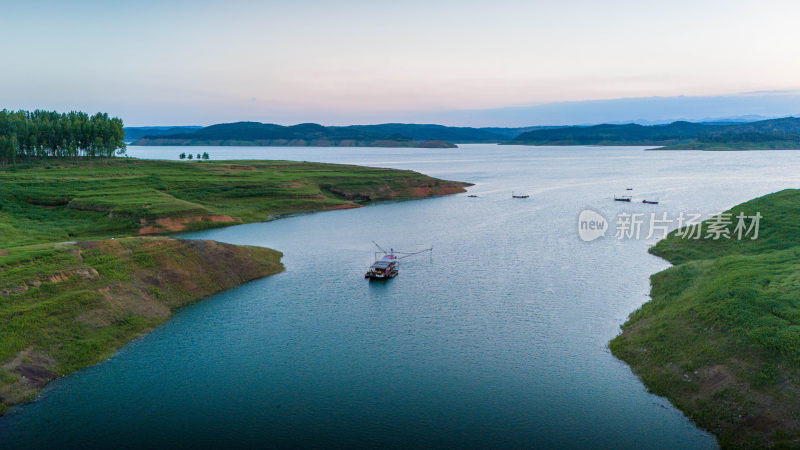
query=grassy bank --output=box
[610,189,800,448]
[0,158,470,248]
[0,237,283,415]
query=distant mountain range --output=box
[508,117,800,149]
[127,122,559,147]
[130,122,463,148]
[127,117,800,150]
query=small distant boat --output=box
[626,188,633,191]
[512,191,530,198]
[467,194,478,198]
[642,200,659,205]
[614,195,632,202]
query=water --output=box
[4,144,800,449]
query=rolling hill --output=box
[509,117,800,149]
[132,122,458,148]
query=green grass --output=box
[647,189,800,264]
[0,158,469,248]
[0,237,284,412]
[610,189,800,448]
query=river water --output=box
[3,144,800,449]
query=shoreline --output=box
[0,158,471,249]
[610,189,800,448]
[0,237,285,416]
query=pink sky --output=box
[3,0,800,125]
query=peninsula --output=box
[1,158,470,247]
[610,189,800,448]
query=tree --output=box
[0,109,126,166]
[179,152,186,159]
[202,152,209,160]
[187,154,193,159]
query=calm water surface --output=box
[4,144,800,449]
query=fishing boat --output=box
[467,194,478,198]
[642,199,659,205]
[365,253,399,280]
[365,242,432,280]
[614,195,632,202]
[512,191,530,198]
[626,188,633,191]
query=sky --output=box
[2,0,800,126]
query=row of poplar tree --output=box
[0,109,126,166]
